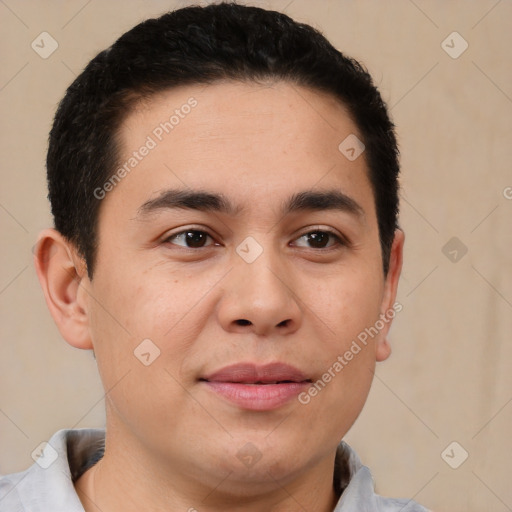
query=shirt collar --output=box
[0,428,427,512]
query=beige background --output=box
[1,1,511,511]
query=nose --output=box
[217,246,302,337]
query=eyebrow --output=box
[136,188,364,220]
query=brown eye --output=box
[293,230,345,249]
[165,230,214,248]
[305,231,330,248]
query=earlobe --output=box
[34,228,93,350]
[376,229,405,362]
[376,337,391,362]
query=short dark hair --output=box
[47,1,399,279]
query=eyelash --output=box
[162,227,348,251]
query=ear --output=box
[375,228,405,362]
[34,228,93,350]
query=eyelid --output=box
[162,226,217,247]
[162,225,350,250]
[292,226,350,248]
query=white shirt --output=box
[0,428,429,511]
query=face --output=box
[78,80,401,490]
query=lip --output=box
[200,362,311,411]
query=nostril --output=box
[235,319,251,326]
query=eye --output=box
[292,229,346,250]
[164,229,216,249]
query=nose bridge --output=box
[217,235,302,335]
[235,235,291,304]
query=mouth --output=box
[200,362,312,411]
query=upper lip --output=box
[201,362,311,384]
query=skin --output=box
[35,80,404,512]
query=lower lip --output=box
[202,381,310,411]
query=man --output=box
[0,2,429,511]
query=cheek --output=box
[94,255,183,330]
[302,266,383,412]
[311,265,384,343]
[88,265,216,376]
[86,272,200,432]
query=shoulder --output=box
[0,468,27,512]
[333,441,431,512]
[0,428,105,511]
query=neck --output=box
[75,429,340,512]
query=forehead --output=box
[105,80,374,222]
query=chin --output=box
[209,438,309,486]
